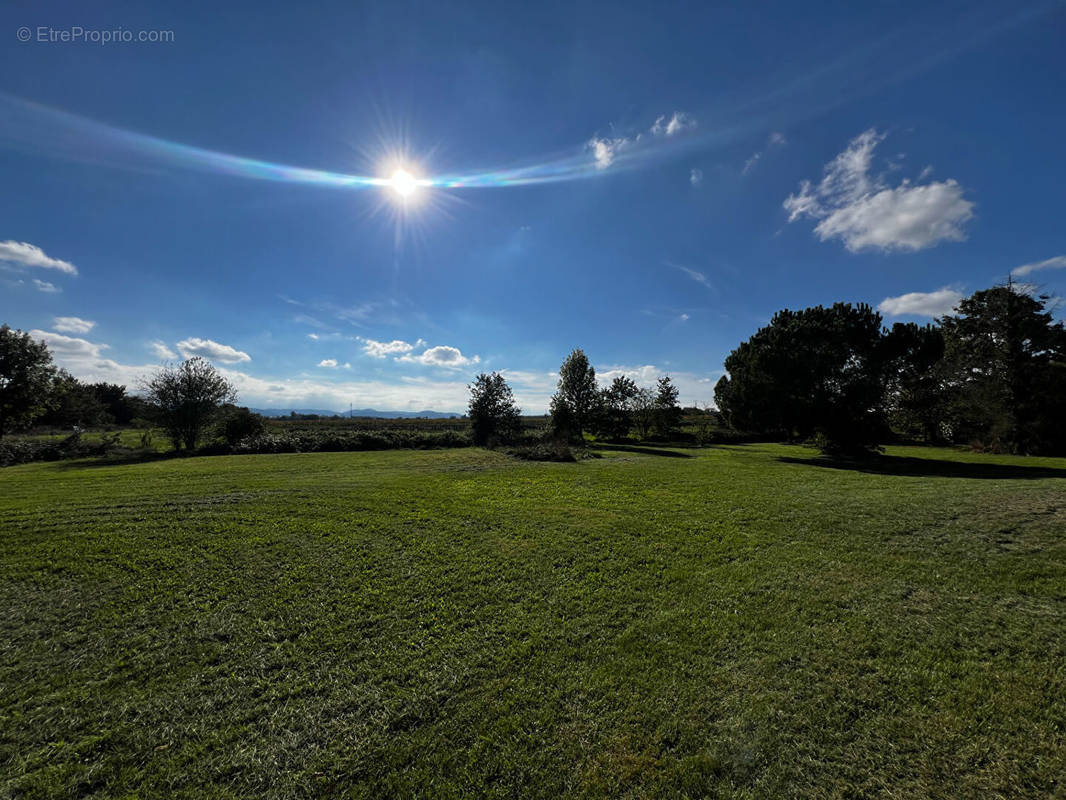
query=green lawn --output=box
[1,444,1064,798]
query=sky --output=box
[2,0,1065,413]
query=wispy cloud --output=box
[177,337,251,364]
[669,261,715,292]
[33,279,60,293]
[149,341,177,359]
[877,287,963,317]
[1011,255,1066,277]
[318,358,338,368]
[651,111,697,137]
[690,168,704,187]
[741,131,787,176]
[588,111,698,171]
[0,240,77,275]
[53,316,95,334]
[784,128,974,252]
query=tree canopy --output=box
[141,357,237,450]
[0,325,58,438]
[468,372,521,445]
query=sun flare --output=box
[387,168,419,199]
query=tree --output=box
[38,371,107,428]
[881,322,948,442]
[630,387,656,440]
[653,376,682,438]
[549,349,600,441]
[468,372,521,445]
[0,325,58,438]
[218,406,265,446]
[595,375,638,440]
[715,303,887,452]
[141,357,237,450]
[939,285,1066,454]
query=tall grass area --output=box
[1,444,1064,798]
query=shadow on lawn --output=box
[592,443,694,458]
[778,454,1066,480]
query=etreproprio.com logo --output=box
[17,26,175,44]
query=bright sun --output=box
[388,169,418,199]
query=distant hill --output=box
[249,407,462,419]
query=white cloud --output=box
[176,337,251,364]
[359,337,425,358]
[29,329,107,358]
[742,152,761,175]
[768,131,787,146]
[149,341,177,360]
[33,279,60,293]
[690,168,703,186]
[0,241,78,275]
[588,111,697,171]
[588,136,629,169]
[651,111,697,137]
[784,128,974,252]
[742,132,787,176]
[1011,255,1066,277]
[53,316,95,334]
[397,345,480,369]
[318,358,338,368]
[877,287,964,317]
[679,313,690,322]
[307,332,320,340]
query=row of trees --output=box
[714,285,1066,454]
[0,324,244,450]
[468,348,684,445]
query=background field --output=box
[2,444,1064,798]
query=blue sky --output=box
[2,0,1064,413]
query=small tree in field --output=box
[468,372,521,445]
[550,348,599,441]
[653,376,682,438]
[595,375,639,440]
[141,357,237,450]
[0,325,58,438]
[631,387,656,440]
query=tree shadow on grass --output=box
[592,443,694,458]
[778,454,1066,480]
[50,450,186,470]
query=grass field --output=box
[2,443,1064,798]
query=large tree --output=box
[550,349,599,440]
[141,357,237,450]
[0,325,58,438]
[468,372,521,445]
[715,303,887,451]
[939,285,1066,454]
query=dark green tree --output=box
[715,303,887,452]
[38,371,108,428]
[881,322,948,442]
[595,375,638,440]
[939,285,1066,453]
[141,357,237,450]
[653,375,682,438]
[468,372,521,445]
[0,325,58,437]
[550,349,600,441]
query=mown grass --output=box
[1,444,1064,798]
